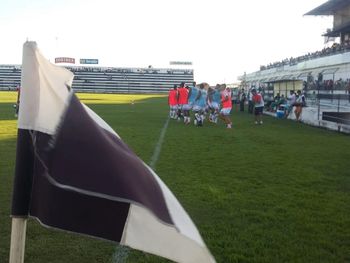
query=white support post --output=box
[9,217,27,263]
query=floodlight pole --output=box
[9,217,27,263]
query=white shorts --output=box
[182,104,192,111]
[220,107,231,115]
[209,102,220,110]
[193,105,204,112]
[177,104,184,111]
[170,105,178,110]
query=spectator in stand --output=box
[325,79,334,90]
[259,42,350,71]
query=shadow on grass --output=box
[0,137,16,263]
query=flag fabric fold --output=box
[11,41,215,263]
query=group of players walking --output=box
[168,82,265,128]
[168,82,234,128]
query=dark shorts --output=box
[254,106,263,115]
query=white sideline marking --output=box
[112,117,170,262]
[149,117,170,170]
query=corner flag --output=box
[11,41,215,263]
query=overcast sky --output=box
[1,0,333,84]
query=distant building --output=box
[0,65,194,93]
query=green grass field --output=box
[0,91,349,263]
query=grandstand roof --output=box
[323,20,350,37]
[304,0,350,16]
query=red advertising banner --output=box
[55,57,75,64]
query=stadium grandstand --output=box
[240,0,350,101]
[239,0,350,133]
[0,65,193,93]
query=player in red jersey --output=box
[251,88,264,125]
[177,82,189,122]
[168,85,178,119]
[219,85,232,128]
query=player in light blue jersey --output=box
[188,82,198,105]
[193,83,207,126]
[208,84,221,123]
[183,82,197,124]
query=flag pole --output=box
[9,217,27,263]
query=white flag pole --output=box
[9,217,27,263]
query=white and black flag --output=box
[11,41,215,263]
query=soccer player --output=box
[187,82,199,125]
[182,84,195,124]
[219,84,232,128]
[177,82,189,122]
[207,87,215,122]
[207,85,221,124]
[193,83,207,126]
[168,85,178,119]
[251,88,264,124]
